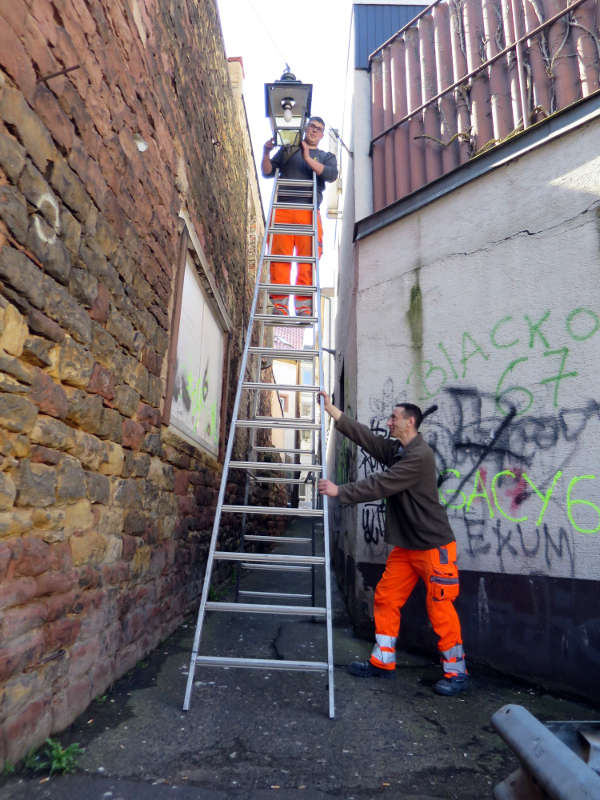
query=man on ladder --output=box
[261,116,337,316]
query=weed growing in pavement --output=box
[23,738,84,776]
[1,760,15,776]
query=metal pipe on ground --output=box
[492,704,600,800]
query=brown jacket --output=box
[336,414,455,550]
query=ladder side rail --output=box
[313,172,336,720]
[183,173,281,711]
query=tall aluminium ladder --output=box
[182,170,335,718]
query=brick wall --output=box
[0,0,279,766]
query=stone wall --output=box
[0,0,277,766]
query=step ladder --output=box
[182,172,335,718]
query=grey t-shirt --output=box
[268,146,338,207]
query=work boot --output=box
[269,296,289,316]
[347,660,393,679]
[433,674,470,696]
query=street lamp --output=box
[264,66,313,148]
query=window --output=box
[165,211,232,458]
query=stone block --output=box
[1,601,46,642]
[0,89,56,172]
[85,471,109,504]
[0,575,38,612]
[0,302,28,357]
[0,509,33,538]
[32,81,75,154]
[113,384,140,417]
[0,21,36,103]
[99,441,124,476]
[95,504,124,537]
[26,307,66,343]
[103,534,122,563]
[0,470,16,510]
[44,275,92,344]
[44,616,81,652]
[66,429,106,470]
[79,242,123,298]
[65,388,103,434]
[122,450,150,478]
[87,362,115,400]
[0,184,28,241]
[70,527,106,566]
[56,455,87,503]
[112,478,138,508]
[98,406,122,442]
[60,207,81,257]
[26,216,72,284]
[18,161,57,225]
[14,459,55,507]
[31,445,61,465]
[0,246,46,309]
[31,368,68,418]
[3,694,53,765]
[50,154,92,224]
[0,130,26,182]
[142,432,162,456]
[22,335,55,367]
[35,570,76,598]
[30,414,75,451]
[52,336,95,388]
[0,350,35,384]
[107,307,136,352]
[0,671,46,723]
[64,498,94,534]
[0,628,44,683]
[121,418,144,450]
[136,401,161,431]
[68,636,102,681]
[31,505,65,530]
[13,535,52,577]
[0,393,37,434]
[69,267,99,308]
[88,282,109,323]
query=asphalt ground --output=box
[1,519,599,799]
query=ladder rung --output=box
[267,225,315,236]
[253,477,305,484]
[236,419,321,430]
[229,461,322,472]
[253,315,318,326]
[242,382,320,392]
[205,601,326,616]
[261,254,317,263]
[276,178,314,187]
[239,591,312,600]
[271,202,314,210]
[244,535,312,544]
[258,283,317,294]
[255,447,315,455]
[222,504,323,517]
[241,563,312,573]
[249,347,319,360]
[193,656,328,672]
[214,551,324,565]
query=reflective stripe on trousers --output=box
[370,634,396,670]
[441,643,467,677]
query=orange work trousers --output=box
[269,208,323,313]
[369,542,466,677]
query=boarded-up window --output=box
[170,255,225,456]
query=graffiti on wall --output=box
[350,304,600,578]
[406,306,597,416]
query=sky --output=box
[216,0,355,282]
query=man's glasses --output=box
[307,124,324,133]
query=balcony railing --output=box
[369,0,600,211]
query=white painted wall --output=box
[351,114,600,581]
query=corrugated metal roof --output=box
[369,0,600,212]
[353,4,426,69]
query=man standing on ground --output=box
[317,392,469,696]
[261,117,337,316]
